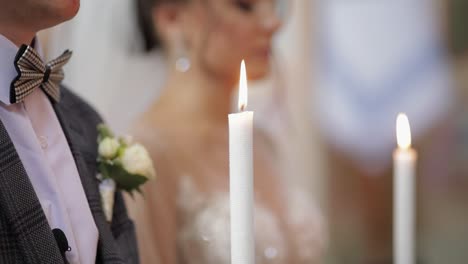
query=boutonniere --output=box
[97,124,156,222]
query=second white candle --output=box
[394,113,417,264]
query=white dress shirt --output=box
[0,34,98,264]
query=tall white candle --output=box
[229,60,255,264]
[393,113,417,264]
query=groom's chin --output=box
[59,0,80,22]
[45,0,80,26]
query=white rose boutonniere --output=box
[98,137,120,159]
[121,144,156,180]
[97,124,156,221]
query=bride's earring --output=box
[175,36,191,73]
[176,55,191,73]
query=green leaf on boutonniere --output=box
[98,124,115,141]
[98,162,148,194]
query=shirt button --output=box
[39,136,48,149]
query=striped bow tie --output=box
[10,45,72,104]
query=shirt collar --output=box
[0,34,43,105]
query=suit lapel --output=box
[52,100,125,263]
[0,119,63,263]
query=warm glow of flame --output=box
[396,113,412,149]
[238,60,248,111]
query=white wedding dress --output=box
[128,125,326,264]
[175,177,325,264]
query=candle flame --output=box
[238,60,248,111]
[396,113,412,149]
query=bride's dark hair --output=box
[136,0,187,52]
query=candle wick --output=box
[240,104,245,112]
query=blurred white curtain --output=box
[41,0,165,134]
[274,0,325,198]
[314,0,454,172]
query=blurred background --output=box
[39,0,468,263]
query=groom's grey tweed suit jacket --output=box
[0,87,139,264]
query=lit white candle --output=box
[229,60,255,264]
[394,113,417,264]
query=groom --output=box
[0,0,138,263]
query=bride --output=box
[128,0,325,263]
